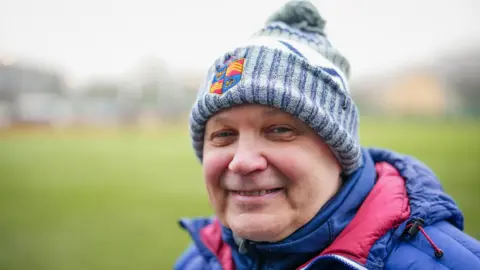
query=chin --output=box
[226,212,289,242]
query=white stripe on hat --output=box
[236,36,349,94]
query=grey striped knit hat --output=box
[189,0,362,175]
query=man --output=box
[175,1,480,269]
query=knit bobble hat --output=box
[189,0,362,175]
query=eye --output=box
[208,129,237,146]
[269,126,293,134]
[212,130,236,138]
[266,125,297,141]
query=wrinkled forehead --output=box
[206,104,300,127]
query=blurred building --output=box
[352,69,450,117]
[0,56,205,129]
[351,45,480,118]
[0,62,71,127]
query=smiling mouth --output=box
[232,188,283,196]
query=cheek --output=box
[202,149,232,188]
[266,146,338,203]
[202,149,233,222]
[266,147,308,184]
[268,142,340,183]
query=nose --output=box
[228,136,267,175]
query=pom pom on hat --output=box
[266,0,326,36]
[258,0,351,78]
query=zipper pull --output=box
[239,239,250,254]
[403,218,444,259]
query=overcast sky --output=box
[2,0,479,84]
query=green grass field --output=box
[0,118,479,270]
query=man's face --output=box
[203,104,342,242]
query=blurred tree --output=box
[130,55,194,120]
[132,55,170,105]
[439,46,480,116]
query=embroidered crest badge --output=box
[209,58,245,95]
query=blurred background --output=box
[1,0,479,269]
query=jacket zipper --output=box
[255,254,264,270]
[299,254,367,270]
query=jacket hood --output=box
[368,147,463,229]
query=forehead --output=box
[209,104,295,123]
